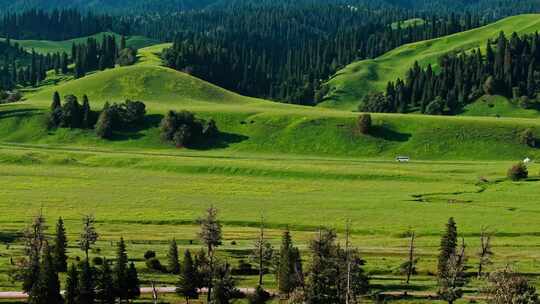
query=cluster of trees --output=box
[435,218,538,304]
[362,31,540,114]
[12,213,140,304]
[73,35,135,78]
[159,110,218,148]
[9,207,540,304]
[0,39,68,90]
[48,93,93,129]
[47,92,146,139]
[161,8,486,105]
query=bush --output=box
[248,285,271,304]
[357,114,372,135]
[144,250,156,260]
[231,260,258,276]
[160,110,218,148]
[507,162,528,181]
[424,97,445,115]
[95,107,114,139]
[92,257,104,266]
[520,128,536,147]
[145,257,164,272]
[116,48,138,66]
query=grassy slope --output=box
[322,14,540,111]
[0,44,537,160]
[1,32,159,54]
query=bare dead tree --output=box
[345,220,351,304]
[477,227,493,279]
[406,231,416,285]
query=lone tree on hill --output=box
[357,113,372,135]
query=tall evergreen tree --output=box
[277,229,303,296]
[52,217,68,272]
[127,262,140,301]
[177,250,199,303]
[78,259,95,304]
[113,237,129,302]
[167,239,181,274]
[28,242,62,304]
[96,259,115,304]
[64,264,79,304]
[81,94,91,129]
[438,218,458,280]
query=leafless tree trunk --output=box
[478,227,493,279]
[406,231,416,285]
[345,220,351,304]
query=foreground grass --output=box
[1,144,540,302]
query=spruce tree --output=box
[81,94,91,129]
[277,229,302,296]
[51,91,61,112]
[198,206,223,302]
[127,262,140,301]
[167,239,181,274]
[64,264,79,304]
[29,242,62,304]
[53,217,68,272]
[438,218,458,278]
[113,237,129,302]
[79,259,95,304]
[211,262,237,304]
[176,250,198,303]
[96,259,115,304]
[96,107,113,139]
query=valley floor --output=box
[1,142,540,302]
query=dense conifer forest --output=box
[362,32,540,114]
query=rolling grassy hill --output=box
[0,43,537,160]
[0,32,159,55]
[321,14,540,111]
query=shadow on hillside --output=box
[190,131,249,150]
[109,114,163,141]
[0,231,21,243]
[0,108,40,120]
[370,125,411,142]
[109,114,249,149]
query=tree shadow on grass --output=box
[189,132,249,150]
[369,125,411,142]
[0,231,21,243]
[109,114,249,149]
[109,114,163,141]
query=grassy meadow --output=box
[1,22,540,303]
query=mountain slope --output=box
[321,14,540,111]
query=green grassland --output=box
[0,32,159,55]
[391,18,425,30]
[2,21,540,302]
[322,14,540,111]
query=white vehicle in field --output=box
[396,156,410,162]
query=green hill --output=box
[0,42,537,161]
[321,14,540,111]
[1,32,159,55]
